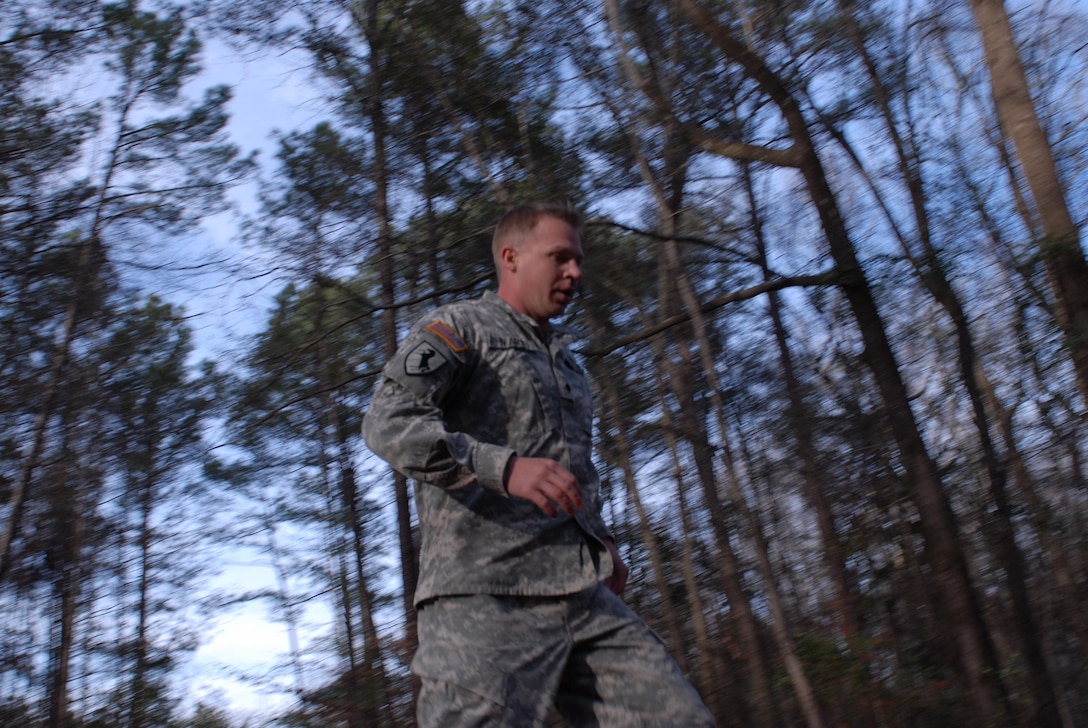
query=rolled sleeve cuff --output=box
[475,443,517,495]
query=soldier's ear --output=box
[500,245,518,274]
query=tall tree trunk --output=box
[320,418,364,728]
[128,440,156,728]
[3,62,135,581]
[353,0,419,657]
[593,23,777,717]
[951,106,1088,667]
[968,0,1088,407]
[48,435,86,728]
[978,368,1088,657]
[311,283,382,727]
[48,537,80,728]
[650,99,822,723]
[335,415,391,725]
[423,151,443,303]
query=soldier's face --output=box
[503,215,583,324]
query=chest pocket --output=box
[554,348,594,439]
[481,335,553,437]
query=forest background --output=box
[2,0,1087,726]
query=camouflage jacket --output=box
[362,291,612,605]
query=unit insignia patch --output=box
[405,341,448,375]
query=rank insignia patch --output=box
[426,320,468,352]
[405,341,448,375]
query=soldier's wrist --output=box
[475,444,517,495]
[502,455,518,494]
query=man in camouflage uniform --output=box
[362,203,715,727]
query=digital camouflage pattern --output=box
[362,291,613,605]
[414,585,717,727]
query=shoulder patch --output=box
[404,341,449,375]
[426,320,468,352]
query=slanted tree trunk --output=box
[654,355,724,714]
[587,323,689,672]
[743,161,860,642]
[670,350,775,727]
[826,5,1062,721]
[968,0,1088,407]
[0,235,103,582]
[660,227,825,728]
[672,2,1010,722]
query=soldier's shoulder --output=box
[435,297,486,320]
[429,296,508,329]
[403,297,495,352]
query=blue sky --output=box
[172,35,330,720]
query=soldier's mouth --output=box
[554,290,574,304]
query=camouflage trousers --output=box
[413,583,716,727]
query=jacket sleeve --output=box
[361,318,515,495]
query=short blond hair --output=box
[491,202,584,271]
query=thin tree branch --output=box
[583,270,840,356]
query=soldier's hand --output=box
[504,456,583,517]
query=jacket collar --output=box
[481,290,584,345]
